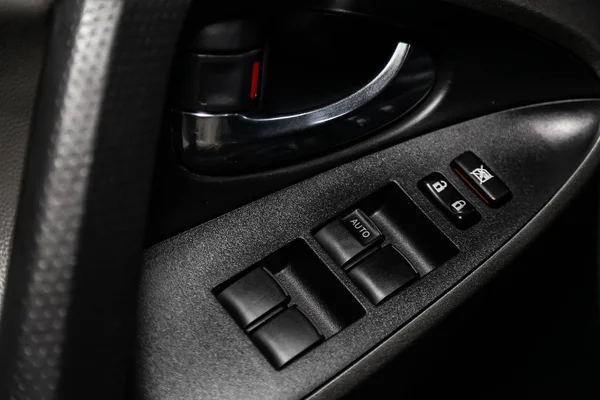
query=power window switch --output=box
[340,209,382,246]
[315,209,382,267]
[348,246,418,305]
[216,268,288,329]
[250,306,322,369]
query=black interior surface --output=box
[139,100,600,400]
[1,1,600,399]
[148,5,600,244]
[0,0,48,312]
[344,173,600,399]
[259,13,399,115]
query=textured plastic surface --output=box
[2,1,600,399]
[139,101,600,400]
[0,3,47,314]
[0,0,190,399]
[307,119,600,400]
[147,1,600,245]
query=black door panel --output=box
[140,100,600,399]
[0,1,599,400]
[148,4,600,244]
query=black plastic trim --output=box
[306,104,600,399]
[139,100,600,400]
[148,3,600,244]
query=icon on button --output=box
[432,180,447,193]
[418,172,482,230]
[451,200,466,212]
[470,165,494,185]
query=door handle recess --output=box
[175,42,409,139]
[172,41,434,174]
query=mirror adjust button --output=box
[451,151,512,207]
[250,306,322,369]
[315,212,382,267]
[216,268,288,329]
[341,209,382,246]
[419,172,481,229]
[348,246,418,305]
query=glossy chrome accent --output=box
[173,43,436,174]
[175,42,410,142]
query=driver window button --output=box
[216,267,289,329]
[347,246,418,305]
[315,211,382,267]
[341,209,382,246]
[250,306,323,369]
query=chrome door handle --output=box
[172,41,435,174]
[174,42,410,140]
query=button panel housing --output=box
[143,100,599,400]
[214,152,515,369]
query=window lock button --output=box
[451,151,512,207]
